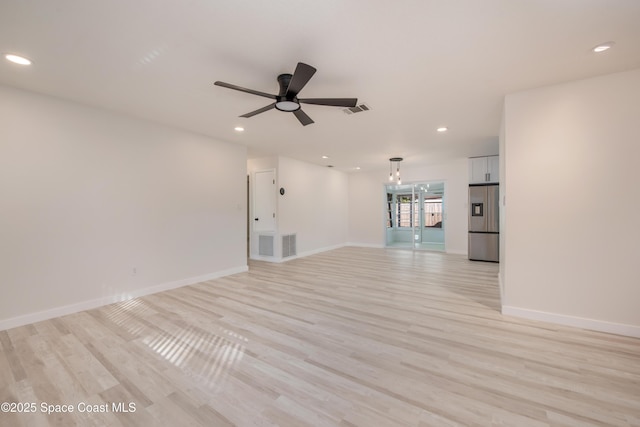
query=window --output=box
[397,194,416,228]
[387,190,443,229]
[424,197,443,227]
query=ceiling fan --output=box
[214,62,357,126]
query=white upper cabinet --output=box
[469,155,499,184]
[487,155,499,182]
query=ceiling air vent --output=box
[343,103,371,115]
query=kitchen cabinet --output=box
[469,155,499,184]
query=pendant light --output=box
[389,157,403,185]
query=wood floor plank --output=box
[1,247,639,426]
[0,330,27,383]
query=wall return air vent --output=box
[282,234,297,258]
[258,235,274,257]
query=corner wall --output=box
[502,69,640,336]
[278,157,349,255]
[247,156,349,261]
[0,85,248,330]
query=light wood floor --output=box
[1,247,639,426]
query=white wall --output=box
[247,156,278,174]
[0,85,248,330]
[278,157,348,255]
[502,69,640,336]
[347,172,386,247]
[347,158,471,254]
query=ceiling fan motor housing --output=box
[275,74,300,111]
[277,74,293,96]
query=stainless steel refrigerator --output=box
[468,184,499,262]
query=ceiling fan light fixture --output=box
[275,100,300,112]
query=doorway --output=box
[385,182,445,251]
[253,169,276,233]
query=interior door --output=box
[253,170,276,232]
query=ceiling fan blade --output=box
[214,81,277,100]
[298,98,358,107]
[240,102,276,118]
[293,109,314,126]
[285,63,317,98]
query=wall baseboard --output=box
[248,254,281,263]
[295,243,346,259]
[0,265,248,332]
[250,243,348,263]
[445,249,467,255]
[349,242,465,254]
[345,242,385,249]
[501,305,640,338]
[251,243,468,261]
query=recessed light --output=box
[355,167,361,170]
[321,155,329,159]
[234,126,244,132]
[5,54,32,65]
[437,127,448,132]
[593,42,614,53]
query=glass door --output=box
[385,184,414,249]
[385,182,445,251]
[415,183,444,251]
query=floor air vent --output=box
[343,103,371,115]
[258,235,274,256]
[282,234,297,258]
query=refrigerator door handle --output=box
[486,185,499,233]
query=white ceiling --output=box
[2,1,640,173]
